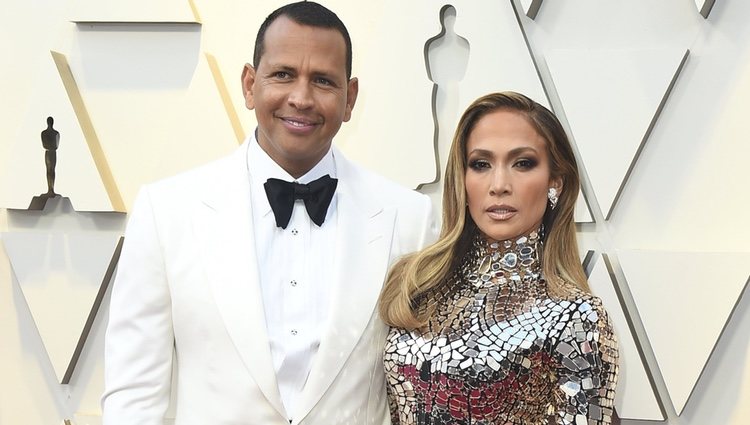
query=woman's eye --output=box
[468,159,490,170]
[514,158,537,169]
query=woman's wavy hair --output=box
[379,91,589,330]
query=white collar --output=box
[246,131,337,218]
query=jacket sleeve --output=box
[102,187,174,425]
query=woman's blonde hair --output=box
[379,91,589,330]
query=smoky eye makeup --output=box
[514,157,539,169]
[468,158,491,170]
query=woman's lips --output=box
[486,205,517,220]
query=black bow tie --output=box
[264,175,338,229]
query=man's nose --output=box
[287,80,314,110]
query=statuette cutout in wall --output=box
[41,116,60,194]
[421,4,470,189]
[454,0,548,114]
[29,117,63,210]
[1,52,123,212]
[332,1,436,189]
[426,5,470,86]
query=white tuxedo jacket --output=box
[102,142,437,425]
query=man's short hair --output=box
[253,1,353,80]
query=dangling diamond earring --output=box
[547,188,559,210]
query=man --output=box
[101,2,436,424]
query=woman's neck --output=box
[465,227,544,288]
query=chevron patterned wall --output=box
[1,1,749,424]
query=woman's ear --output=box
[550,176,563,195]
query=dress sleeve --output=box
[101,187,174,425]
[550,297,619,424]
[386,383,401,425]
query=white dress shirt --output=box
[246,135,337,419]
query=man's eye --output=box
[315,77,332,86]
[273,71,290,79]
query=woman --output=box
[380,92,618,424]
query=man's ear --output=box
[241,63,256,110]
[343,77,359,122]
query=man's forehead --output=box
[264,16,345,46]
[258,17,347,73]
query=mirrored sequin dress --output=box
[383,231,618,424]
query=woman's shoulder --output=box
[548,279,610,323]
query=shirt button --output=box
[290,280,297,287]
[291,229,299,235]
[290,329,298,336]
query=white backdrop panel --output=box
[588,255,664,420]
[546,47,688,219]
[618,249,750,414]
[2,230,120,383]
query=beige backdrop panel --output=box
[69,0,198,23]
[1,53,114,211]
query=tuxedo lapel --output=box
[293,153,396,423]
[192,143,286,417]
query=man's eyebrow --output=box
[265,64,295,72]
